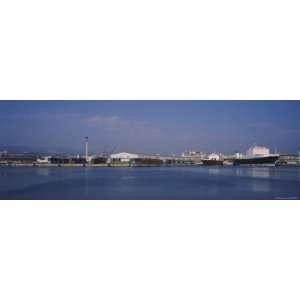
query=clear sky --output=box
[0,100,299,155]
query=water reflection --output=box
[208,168,221,175]
[234,167,244,177]
[251,181,271,193]
[233,167,272,179]
[1,166,299,200]
[84,167,90,196]
[36,167,50,177]
[249,167,271,179]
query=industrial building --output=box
[0,153,38,164]
[110,152,140,162]
[181,150,206,164]
[109,152,192,166]
[109,152,162,166]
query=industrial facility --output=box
[0,140,299,167]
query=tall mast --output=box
[85,136,89,161]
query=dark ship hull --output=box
[202,159,224,166]
[233,155,280,166]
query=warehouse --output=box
[109,152,164,166]
[110,152,140,162]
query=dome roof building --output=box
[246,146,270,157]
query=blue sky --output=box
[0,100,299,154]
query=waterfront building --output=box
[0,154,38,164]
[91,156,107,164]
[182,150,206,158]
[109,152,164,166]
[181,150,206,164]
[110,152,140,162]
[37,156,51,164]
[276,154,299,165]
[85,155,93,163]
[109,152,192,165]
[234,152,243,159]
[50,157,71,164]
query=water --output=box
[0,166,299,200]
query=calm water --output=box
[0,166,299,200]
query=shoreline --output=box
[0,163,299,168]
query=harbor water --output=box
[0,166,299,200]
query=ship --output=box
[233,146,280,166]
[202,153,224,166]
[233,154,280,166]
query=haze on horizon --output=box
[0,100,299,155]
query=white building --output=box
[86,155,93,163]
[110,152,140,162]
[246,146,270,157]
[181,150,205,158]
[36,156,51,164]
[235,152,243,159]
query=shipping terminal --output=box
[0,138,299,167]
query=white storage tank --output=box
[246,146,270,157]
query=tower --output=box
[85,136,89,162]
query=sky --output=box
[0,100,299,155]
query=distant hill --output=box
[0,145,80,156]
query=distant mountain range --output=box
[0,145,81,155]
